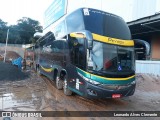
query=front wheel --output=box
[63,76,72,96]
[56,76,63,90]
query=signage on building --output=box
[44,0,67,29]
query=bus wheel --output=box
[37,66,42,75]
[34,62,38,71]
[56,76,63,90]
[63,76,72,96]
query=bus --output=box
[34,8,136,98]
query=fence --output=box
[136,60,160,76]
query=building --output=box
[128,13,160,60]
[132,0,157,20]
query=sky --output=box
[0,0,159,27]
[0,0,53,25]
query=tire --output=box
[30,62,33,69]
[37,66,42,75]
[56,76,63,90]
[35,64,37,72]
[63,76,72,96]
[33,61,38,71]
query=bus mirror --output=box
[134,39,150,60]
[88,40,93,50]
[83,30,93,50]
[70,30,93,49]
[134,39,150,56]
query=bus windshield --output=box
[88,41,135,74]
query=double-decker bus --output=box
[34,8,136,98]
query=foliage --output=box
[0,19,8,43]
[0,17,43,44]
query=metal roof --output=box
[127,13,160,40]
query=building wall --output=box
[136,60,160,75]
[151,37,160,60]
[132,0,157,20]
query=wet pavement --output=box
[0,64,160,120]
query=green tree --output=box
[0,19,8,43]
[0,17,42,44]
[8,25,21,44]
[16,17,43,44]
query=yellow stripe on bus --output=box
[70,32,134,46]
[91,73,135,81]
[92,33,134,46]
[77,67,135,81]
[40,65,53,72]
[70,33,85,38]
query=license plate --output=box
[112,94,121,98]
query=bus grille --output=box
[98,84,132,90]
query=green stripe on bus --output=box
[76,67,135,85]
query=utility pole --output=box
[3,29,9,63]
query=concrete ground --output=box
[0,62,160,120]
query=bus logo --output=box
[118,65,122,71]
[83,8,90,16]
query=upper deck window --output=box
[84,9,131,40]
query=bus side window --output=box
[51,40,67,53]
[39,40,46,51]
[68,37,86,70]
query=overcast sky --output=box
[0,0,53,25]
[0,0,159,26]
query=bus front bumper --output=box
[84,81,136,99]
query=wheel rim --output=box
[63,78,67,90]
[38,67,41,74]
[56,77,60,86]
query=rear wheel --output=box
[37,66,42,75]
[63,76,72,96]
[33,61,38,71]
[56,76,63,90]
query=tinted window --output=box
[89,41,134,72]
[39,40,46,50]
[43,40,67,53]
[68,36,86,69]
[66,9,84,33]
[84,9,131,40]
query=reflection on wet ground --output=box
[0,71,46,111]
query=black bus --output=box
[34,8,136,98]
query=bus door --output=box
[68,35,86,91]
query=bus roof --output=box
[43,8,131,41]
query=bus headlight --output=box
[85,78,101,85]
[91,80,101,85]
[78,72,101,85]
[131,81,136,85]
